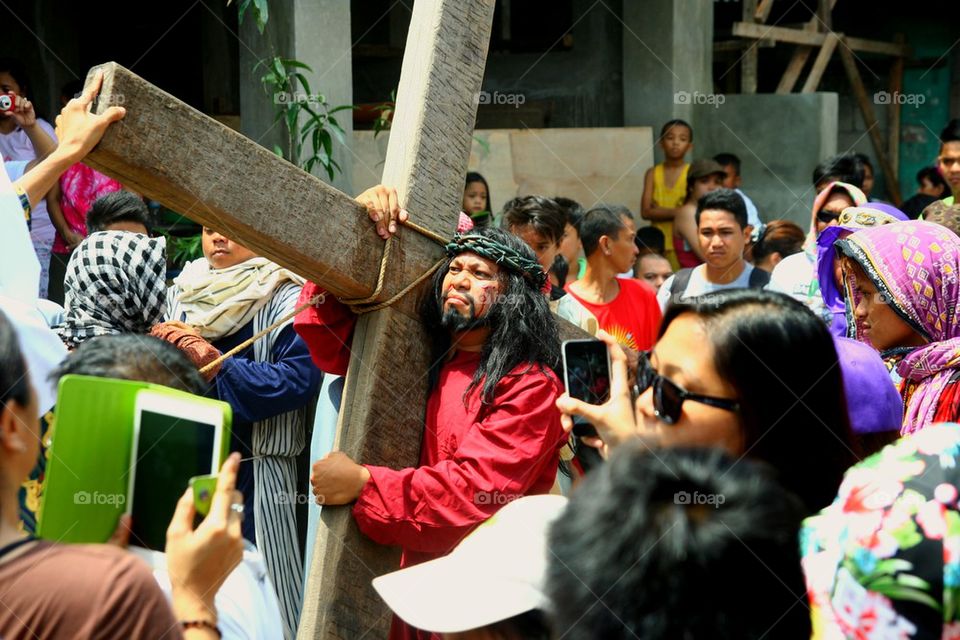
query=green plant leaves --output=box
[240,5,351,179]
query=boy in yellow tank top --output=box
[641,119,693,270]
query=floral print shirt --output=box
[802,423,960,638]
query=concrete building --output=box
[3,0,959,225]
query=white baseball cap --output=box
[372,494,568,634]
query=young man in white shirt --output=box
[658,189,769,311]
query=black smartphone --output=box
[561,339,612,438]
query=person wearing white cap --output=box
[373,494,565,639]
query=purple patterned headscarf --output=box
[817,204,909,338]
[837,221,960,434]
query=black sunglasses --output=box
[634,354,740,425]
[816,209,844,225]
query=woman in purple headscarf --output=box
[816,203,909,338]
[839,220,960,434]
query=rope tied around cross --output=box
[198,215,548,376]
[335,217,549,314]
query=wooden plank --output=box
[82,62,430,307]
[776,46,813,94]
[299,1,498,638]
[801,32,839,93]
[888,34,906,183]
[755,0,775,23]
[773,0,838,95]
[741,0,759,94]
[732,22,910,57]
[838,43,902,205]
[816,0,832,31]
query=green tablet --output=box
[37,375,231,546]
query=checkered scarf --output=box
[55,231,167,348]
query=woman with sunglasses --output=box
[557,288,857,513]
[769,181,866,325]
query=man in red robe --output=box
[295,186,566,640]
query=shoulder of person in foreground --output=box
[0,541,180,638]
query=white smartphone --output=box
[126,389,226,550]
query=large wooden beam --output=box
[299,2,498,638]
[776,46,813,94]
[755,0,775,23]
[801,32,839,93]
[838,44,902,205]
[774,0,831,94]
[82,63,439,310]
[816,0,833,31]
[732,22,910,57]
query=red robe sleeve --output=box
[293,281,356,376]
[352,370,565,554]
[933,375,960,423]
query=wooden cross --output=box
[78,2,579,637]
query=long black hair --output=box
[0,58,43,120]
[661,289,857,513]
[464,171,491,210]
[0,309,30,410]
[0,58,30,98]
[420,227,560,407]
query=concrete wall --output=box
[353,0,625,129]
[200,1,240,117]
[480,0,624,128]
[238,5,295,159]
[238,2,354,193]
[695,93,839,227]
[293,1,354,193]
[622,0,713,132]
[351,127,654,218]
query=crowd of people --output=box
[4,58,960,640]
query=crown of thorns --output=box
[444,233,547,290]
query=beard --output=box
[439,292,491,333]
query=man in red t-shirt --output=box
[565,206,662,367]
[295,186,566,640]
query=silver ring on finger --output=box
[229,502,245,522]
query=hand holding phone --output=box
[127,390,228,550]
[562,339,612,438]
[557,331,640,452]
[189,474,219,517]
